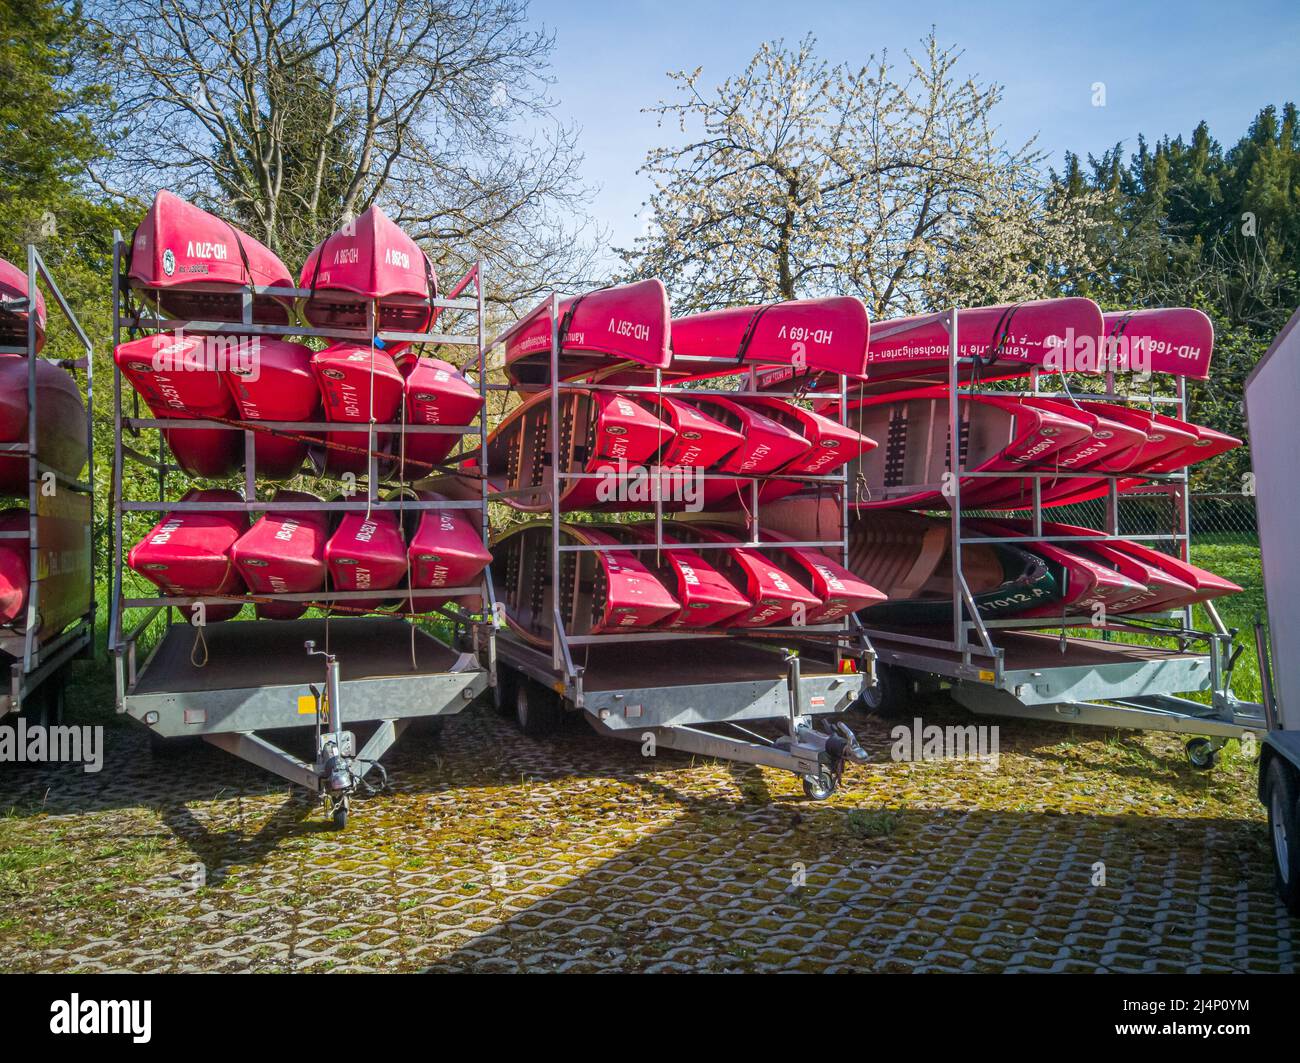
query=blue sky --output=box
[530,0,1300,257]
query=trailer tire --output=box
[1264,758,1300,916]
[1186,737,1220,771]
[857,664,908,718]
[493,666,519,717]
[515,679,561,737]
[802,769,837,801]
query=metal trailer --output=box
[485,293,876,799]
[0,246,95,722]
[1245,305,1300,914]
[108,232,493,826]
[827,309,1265,766]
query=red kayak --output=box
[127,489,248,622]
[0,256,46,352]
[0,355,88,493]
[397,356,484,478]
[114,333,241,478]
[491,522,679,646]
[751,529,888,623]
[298,206,436,333]
[230,491,329,620]
[1101,308,1214,380]
[672,296,869,383]
[405,492,492,612]
[501,279,672,390]
[1043,412,1241,507]
[311,342,404,477]
[128,190,294,325]
[219,338,319,479]
[325,509,407,612]
[0,507,89,635]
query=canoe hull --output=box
[128,190,294,324]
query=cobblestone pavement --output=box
[1,682,1295,973]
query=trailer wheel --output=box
[802,770,837,801]
[857,664,907,718]
[493,666,519,717]
[1186,737,1220,771]
[515,679,562,737]
[1264,758,1300,916]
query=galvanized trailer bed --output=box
[495,630,869,799]
[119,618,487,796]
[866,629,1264,739]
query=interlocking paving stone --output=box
[0,690,1296,972]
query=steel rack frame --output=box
[0,246,96,719]
[855,308,1265,761]
[108,231,494,804]
[483,293,874,798]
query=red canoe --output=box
[397,356,484,477]
[838,388,1092,509]
[491,522,679,646]
[0,257,46,352]
[663,523,820,628]
[671,296,870,382]
[219,338,320,479]
[128,190,294,325]
[127,489,248,622]
[1101,308,1214,380]
[501,279,672,390]
[968,519,1147,618]
[732,397,877,505]
[230,491,329,620]
[114,333,242,478]
[687,396,812,510]
[405,492,492,612]
[311,341,405,477]
[0,510,26,625]
[0,355,88,493]
[481,388,673,512]
[613,524,751,629]
[972,397,1148,509]
[298,206,436,333]
[325,509,407,612]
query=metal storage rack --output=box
[0,246,95,720]
[108,230,493,819]
[488,293,874,799]
[856,309,1265,765]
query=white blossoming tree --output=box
[621,32,1099,315]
